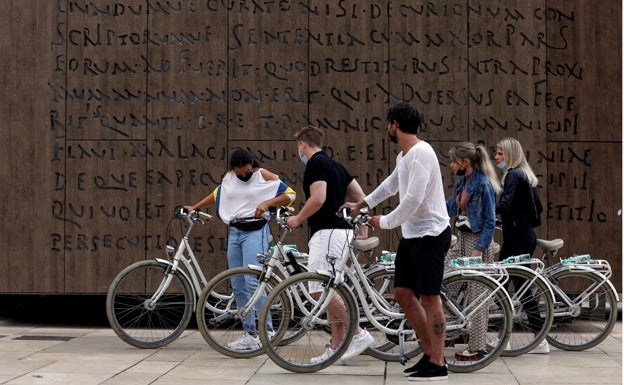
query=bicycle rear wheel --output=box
[546,269,618,351]
[502,266,554,356]
[196,267,283,358]
[106,260,194,348]
[442,272,513,373]
[258,272,358,373]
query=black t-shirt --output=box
[303,151,354,235]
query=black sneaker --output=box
[403,354,430,376]
[407,362,448,382]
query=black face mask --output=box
[237,171,253,182]
[455,168,466,176]
[388,131,398,144]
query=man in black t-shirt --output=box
[285,125,373,364]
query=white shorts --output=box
[307,228,352,293]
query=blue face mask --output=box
[497,161,507,170]
[299,154,308,165]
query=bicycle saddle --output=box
[353,237,379,252]
[536,238,564,252]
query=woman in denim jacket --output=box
[445,142,501,361]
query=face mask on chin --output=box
[455,168,466,176]
[497,161,507,170]
[237,171,253,182]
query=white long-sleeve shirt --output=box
[365,141,449,239]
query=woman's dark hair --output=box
[386,102,423,134]
[229,149,258,169]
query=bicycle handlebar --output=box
[336,207,371,227]
[177,207,213,222]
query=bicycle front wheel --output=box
[196,267,283,358]
[442,272,513,373]
[547,269,618,351]
[258,272,359,373]
[502,266,554,356]
[106,260,194,348]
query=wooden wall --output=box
[0,1,620,293]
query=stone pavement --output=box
[0,321,620,385]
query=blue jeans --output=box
[227,225,273,334]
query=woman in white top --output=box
[186,149,296,350]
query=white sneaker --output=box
[267,329,276,340]
[341,329,375,361]
[488,337,511,351]
[228,332,261,350]
[528,339,550,354]
[310,345,337,364]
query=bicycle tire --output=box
[442,272,513,373]
[501,266,554,356]
[546,269,618,351]
[195,267,283,358]
[258,272,359,373]
[106,260,194,348]
[360,268,421,362]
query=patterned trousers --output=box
[445,230,495,352]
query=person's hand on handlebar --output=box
[254,202,270,218]
[340,201,366,213]
[367,215,381,230]
[284,214,303,230]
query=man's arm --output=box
[345,179,369,238]
[286,180,326,229]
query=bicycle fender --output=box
[246,264,264,271]
[563,267,620,302]
[506,265,556,304]
[154,258,198,309]
[549,265,620,301]
[311,270,357,304]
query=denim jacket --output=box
[446,169,497,252]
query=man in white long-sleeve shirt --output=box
[343,102,451,381]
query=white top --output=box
[364,141,450,238]
[215,169,293,224]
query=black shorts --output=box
[394,226,451,296]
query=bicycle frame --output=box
[204,207,306,320]
[233,220,299,319]
[442,266,513,329]
[295,217,514,360]
[151,212,211,311]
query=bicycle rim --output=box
[258,272,358,373]
[106,260,194,348]
[442,273,513,373]
[547,269,618,351]
[196,267,283,358]
[361,269,421,362]
[502,267,554,356]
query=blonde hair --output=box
[496,138,538,187]
[449,142,502,195]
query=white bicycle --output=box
[106,208,213,348]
